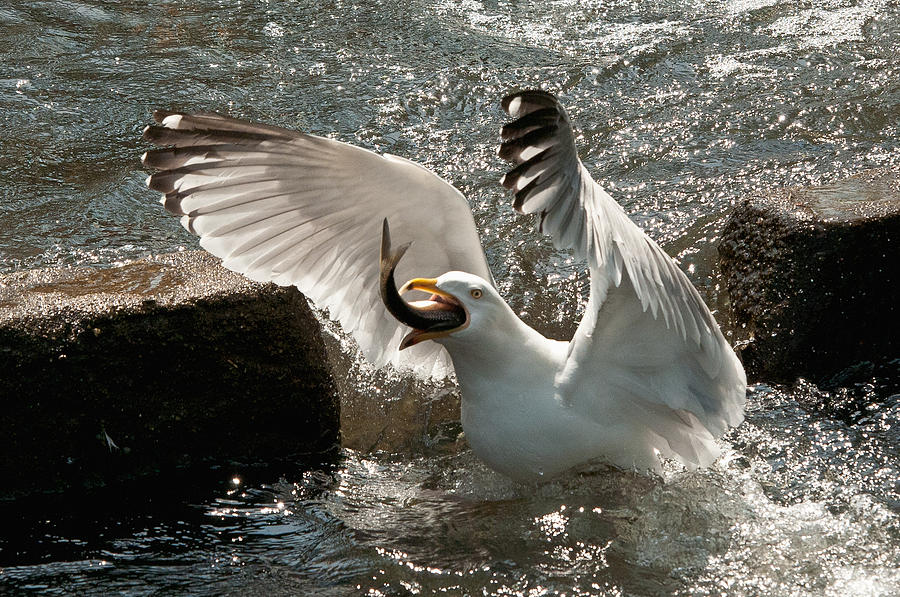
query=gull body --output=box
[416,271,725,482]
[143,90,746,480]
[430,273,578,481]
[449,328,615,482]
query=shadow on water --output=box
[0,456,341,595]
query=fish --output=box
[379,219,468,349]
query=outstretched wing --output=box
[143,111,492,379]
[499,90,745,469]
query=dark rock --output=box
[792,359,900,425]
[309,313,463,455]
[0,251,339,499]
[718,169,900,386]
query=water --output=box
[1,0,899,594]
[3,386,900,595]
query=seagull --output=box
[142,90,746,481]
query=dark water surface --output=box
[2,0,899,594]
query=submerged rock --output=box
[0,252,339,499]
[718,169,900,387]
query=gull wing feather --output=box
[144,111,491,379]
[500,91,745,469]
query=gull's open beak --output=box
[399,277,447,298]
[397,278,469,349]
[379,220,468,350]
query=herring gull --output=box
[142,90,746,481]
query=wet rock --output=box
[0,252,339,499]
[308,313,463,455]
[791,359,900,425]
[718,169,900,386]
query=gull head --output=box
[379,218,497,350]
[397,272,498,349]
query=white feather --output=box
[144,93,746,478]
[145,115,491,379]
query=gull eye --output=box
[470,288,483,299]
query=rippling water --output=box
[1,0,898,595]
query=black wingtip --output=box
[499,107,560,142]
[501,89,560,116]
[500,92,522,113]
[163,192,187,216]
[497,125,559,162]
[141,124,158,142]
[140,147,166,167]
[501,146,555,192]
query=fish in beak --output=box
[379,219,468,349]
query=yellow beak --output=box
[397,278,468,350]
[400,278,444,298]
